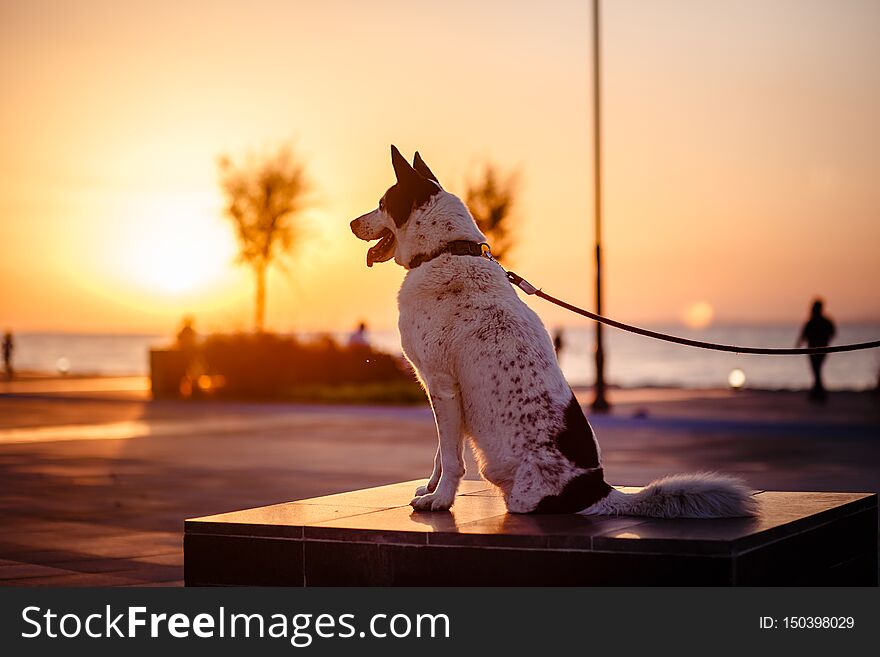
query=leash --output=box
[477,243,880,356]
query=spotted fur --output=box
[349,146,757,518]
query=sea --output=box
[9,324,880,391]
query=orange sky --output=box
[1,0,878,335]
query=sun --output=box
[683,301,714,329]
[120,197,237,296]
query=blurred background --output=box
[1,0,878,391]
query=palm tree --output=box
[464,162,519,261]
[218,144,310,332]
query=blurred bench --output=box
[184,480,877,586]
[149,348,188,399]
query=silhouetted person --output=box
[176,316,197,355]
[2,331,13,380]
[175,316,200,396]
[797,299,835,402]
[349,322,369,348]
[553,328,565,359]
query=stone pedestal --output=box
[185,480,877,586]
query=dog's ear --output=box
[391,145,420,184]
[413,151,441,187]
[387,145,441,228]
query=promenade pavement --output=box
[1,379,877,585]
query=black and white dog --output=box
[350,146,757,518]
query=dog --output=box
[350,145,757,518]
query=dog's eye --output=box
[378,199,384,211]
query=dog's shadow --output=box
[406,504,762,541]
[407,508,468,532]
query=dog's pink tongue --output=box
[366,230,391,268]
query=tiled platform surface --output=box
[184,480,878,586]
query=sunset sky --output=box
[1,0,878,335]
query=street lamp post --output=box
[591,0,611,412]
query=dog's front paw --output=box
[409,490,454,512]
[414,481,438,497]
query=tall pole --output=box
[591,0,610,412]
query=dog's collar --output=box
[407,240,485,270]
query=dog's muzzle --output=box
[350,213,396,267]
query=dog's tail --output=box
[583,472,758,518]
